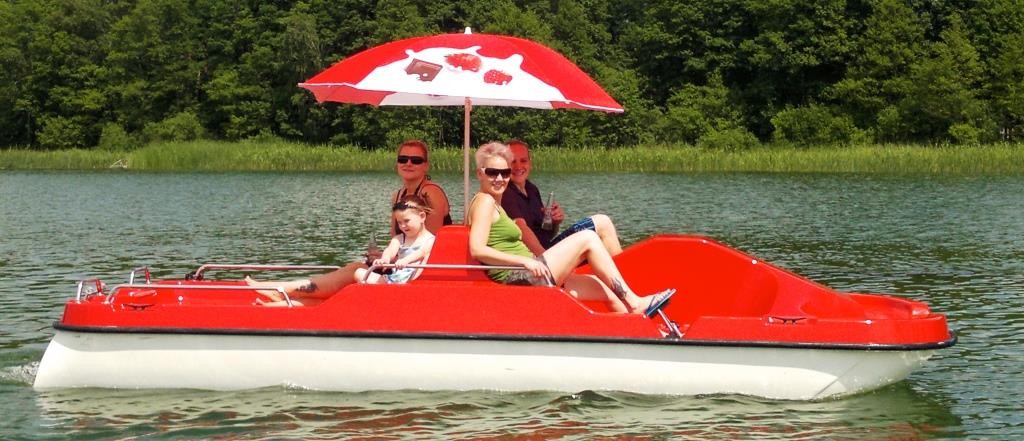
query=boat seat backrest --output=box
[609,235,780,319]
[417,225,490,282]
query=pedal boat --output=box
[34,226,955,400]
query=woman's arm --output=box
[513,218,546,256]
[421,185,450,233]
[388,190,399,236]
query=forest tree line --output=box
[2,0,1023,151]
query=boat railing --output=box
[77,263,552,308]
[129,266,151,285]
[75,279,106,301]
[365,263,555,286]
[190,263,552,285]
[189,264,343,280]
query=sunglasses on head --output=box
[396,155,425,165]
[392,201,422,211]
[482,167,512,178]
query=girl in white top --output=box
[354,195,435,284]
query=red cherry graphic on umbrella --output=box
[445,53,482,72]
[483,69,513,85]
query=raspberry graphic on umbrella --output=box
[483,69,513,85]
[445,53,482,72]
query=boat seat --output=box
[416,225,491,282]
[733,263,779,316]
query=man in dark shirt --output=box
[500,139,565,254]
[501,140,624,257]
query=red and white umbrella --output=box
[299,28,623,214]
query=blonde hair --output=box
[474,141,513,168]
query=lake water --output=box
[1,170,1022,439]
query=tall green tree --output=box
[656,72,744,144]
[619,0,743,105]
[2,0,116,148]
[733,0,857,136]
[828,0,926,141]
[965,0,1024,140]
[104,0,204,135]
[990,31,1024,140]
[899,14,994,143]
[0,2,32,146]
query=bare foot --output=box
[245,276,284,301]
[638,289,676,317]
[255,298,303,307]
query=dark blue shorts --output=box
[549,216,597,247]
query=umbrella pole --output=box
[463,97,472,224]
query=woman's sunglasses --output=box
[482,167,512,178]
[396,155,426,165]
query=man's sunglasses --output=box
[482,167,512,178]
[396,155,426,165]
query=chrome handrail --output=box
[75,279,105,302]
[364,263,555,286]
[86,262,553,308]
[129,266,151,285]
[106,283,294,307]
[191,264,342,280]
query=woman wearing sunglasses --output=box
[392,140,453,234]
[466,142,675,316]
[248,139,452,306]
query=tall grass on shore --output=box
[2,140,1023,174]
[0,148,124,170]
[535,144,1024,174]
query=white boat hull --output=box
[33,330,934,400]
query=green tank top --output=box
[481,198,533,282]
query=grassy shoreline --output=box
[2,140,1023,174]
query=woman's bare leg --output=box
[244,276,313,300]
[353,268,383,284]
[255,298,306,307]
[591,214,623,256]
[542,230,649,311]
[245,261,364,303]
[304,261,366,299]
[563,274,629,313]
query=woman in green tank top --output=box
[466,142,675,317]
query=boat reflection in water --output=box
[32,383,962,439]
[33,227,955,400]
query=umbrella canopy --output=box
[299,28,623,216]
